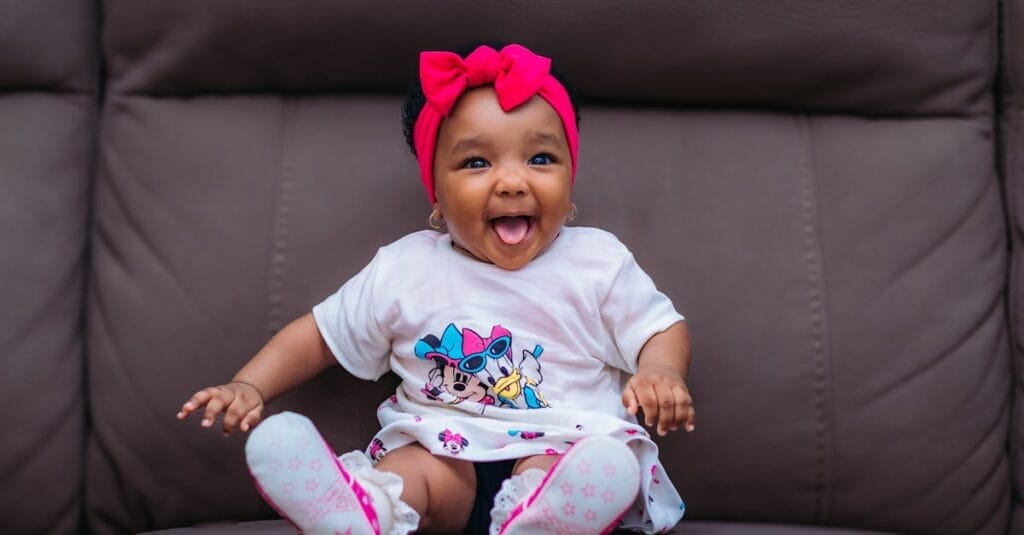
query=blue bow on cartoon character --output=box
[415,323,465,366]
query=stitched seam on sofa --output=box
[267,99,296,336]
[1003,0,1024,522]
[796,114,833,524]
[993,0,1014,346]
[1007,4,1024,375]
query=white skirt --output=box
[361,391,685,533]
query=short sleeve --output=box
[599,252,685,373]
[311,250,391,381]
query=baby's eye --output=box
[528,153,554,165]
[461,157,489,169]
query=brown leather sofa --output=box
[2,1,1022,534]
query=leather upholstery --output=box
[0,2,1019,534]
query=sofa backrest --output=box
[1,1,1020,534]
[0,0,97,532]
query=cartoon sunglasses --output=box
[424,335,511,374]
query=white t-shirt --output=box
[313,226,683,420]
[312,226,687,532]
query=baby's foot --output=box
[245,411,381,535]
[498,435,641,535]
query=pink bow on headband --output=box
[412,44,579,203]
[420,45,552,116]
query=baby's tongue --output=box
[492,216,530,245]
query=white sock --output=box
[489,468,545,535]
[491,436,640,535]
[246,412,420,535]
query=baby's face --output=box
[432,87,573,270]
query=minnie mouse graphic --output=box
[437,429,468,455]
[369,438,387,462]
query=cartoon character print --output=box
[414,323,550,410]
[438,429,468,455]
[369,438,387,462]
[424,364,495,406]
[488,346,549,409]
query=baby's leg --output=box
[375,443,476,534]
[512,453,560,475]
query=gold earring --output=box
[566,203,577,222]
[428,209,445,229]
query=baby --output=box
[178,43,695,535]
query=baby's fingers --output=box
[673,383,696,432]
[177,389,214,420]
[200,389,233,428]
[621,386,640,416]
[633,382,660,428]
[239,405,264,433]
[222,398,263,435]
[655,388,677,436]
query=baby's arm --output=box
[621,321,695,436]
[177,313,336,435]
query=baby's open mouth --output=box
[491,216,533,245]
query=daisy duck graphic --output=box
[414,323,550,410]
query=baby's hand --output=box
[177,381,264,435]
[622,365,695,436]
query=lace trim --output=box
[488,468,545,535]
[339,451,421,535]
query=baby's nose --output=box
[496,167,528,196]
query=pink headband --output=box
[413,44,579,202]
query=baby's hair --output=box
[401,41,581,157]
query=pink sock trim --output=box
[335,453,381,535]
